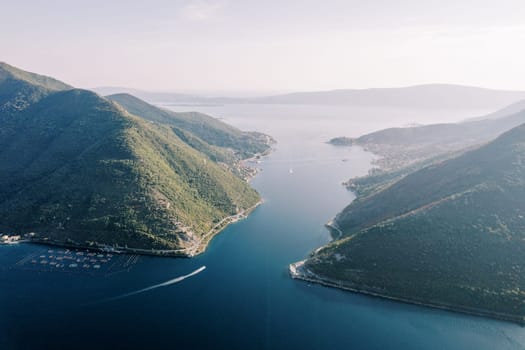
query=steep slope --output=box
[106,93,272,159]
[0,64,267,256]
[295,125,525,323]
[0,62,72,115]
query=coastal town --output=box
[0,232,34,245]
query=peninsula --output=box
[0,62,273,257]
[294,118,525,324]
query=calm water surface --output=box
[1,104,523,349]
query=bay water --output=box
[1,104,523,349]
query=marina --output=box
[13,247,140,276]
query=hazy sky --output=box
[2,0,525,94]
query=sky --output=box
[1,0,525,95]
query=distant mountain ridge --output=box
[94,84,525,111]
[330,102,525,171]
[464,99,525,121]
[0,63,272,256]
[94,87,201,104]
[253,84,525,109]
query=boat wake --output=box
[90,266,206,304]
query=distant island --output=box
[0,62,274,257]
[293,104,525,324]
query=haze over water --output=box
[1,104,523,349]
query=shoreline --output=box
[183,199,263,257]
[289,260,525,326]
[306,144,525,325]
[25,200,264,259]
[25,239,191,258]
[10,146,273,259]
[324,219,343,240]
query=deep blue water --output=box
[1,104,524,349]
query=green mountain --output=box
[330,107,525,171]
[0,64,271,256]
[295,124,525,323]
[0,62,72,116]
[106,93,272,159]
